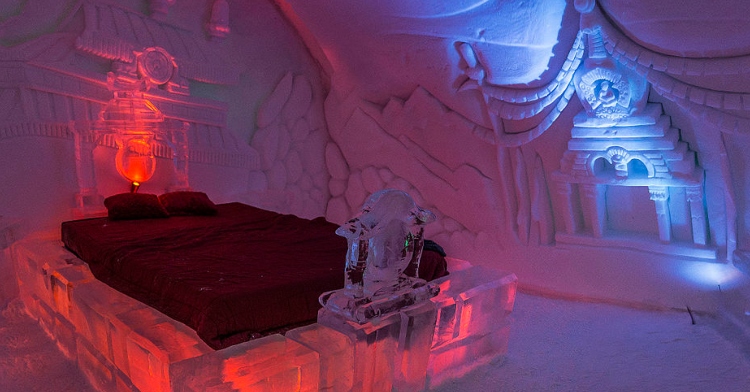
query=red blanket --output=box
[62,203,347,349]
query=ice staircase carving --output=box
[551,31,713,259]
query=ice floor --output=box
[2,293,749,392]
[433,293,750,392]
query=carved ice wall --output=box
[577,3,750,263]
[281,0,578,262]
[3,0,750,303]
[246,72,331,218]
[323,87,508,261]
[552,27,711,258]
[277,0,750,272]
[0,0,329,228]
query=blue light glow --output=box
[679,262,745,290]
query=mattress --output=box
[62,202,347,349]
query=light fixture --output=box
[99,91,164,192]
[115,136,156,193]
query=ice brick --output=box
[1,247,18,307]
[426,323,511,387]
[12,247,53,309]
[286,323,355,391]
[108,315,134,379]
[222,336,319,392]
[430,285,459,349]
[53,309,79,360]
[31,296,78,360]
[12,236,81,312]
[69,279,147,375]
[456,274,516,337]
[50,265,94,319]
[425,266,517,388]
[393,300,437,392]
[118,306,212,392]
[171,334,320,392]
[76,335,117,392]
[318,307,403,392]
[431,266,517,347]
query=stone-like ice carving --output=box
[319,189,438,323]
[573,27,648,123]
[552,19,711,258]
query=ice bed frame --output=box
[12,232,516,391]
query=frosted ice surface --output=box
[286,323,354,391]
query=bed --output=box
[60,200,448,350]
[13,224,512,391]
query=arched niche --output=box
[627,158,649,178]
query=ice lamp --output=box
[115,137,156,192]
[100,91,164,192]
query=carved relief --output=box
[137,47,175,86]
[456,32,585,147]
[578,68,631,119]
[552,10,711,258]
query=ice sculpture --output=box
[551,16,711,259]
[572,25,648,123]
[319,189,438,323]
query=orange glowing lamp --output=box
[100,91,164,192]
[116,137,156,192]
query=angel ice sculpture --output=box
[319,189,439,323]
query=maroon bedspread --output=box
[62,203,347,349]
[61,202,448,350]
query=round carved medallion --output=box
[137,47,175,85]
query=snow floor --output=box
[2,293,749,392]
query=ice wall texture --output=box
[277,0,750,306]
[0,0,330,229]
[247,71,331,218]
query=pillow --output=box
[158,191,218,216]
[104,193,169,220]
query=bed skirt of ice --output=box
[11,233,517,391]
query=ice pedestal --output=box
[319,279,439,324]
[310,264,517,391]
[317,300,438,392]
[426,265,518,388]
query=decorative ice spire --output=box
[572,3,649,121]
[150,0,175,20]
[207,0,230,40]
[587,28,608,60]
